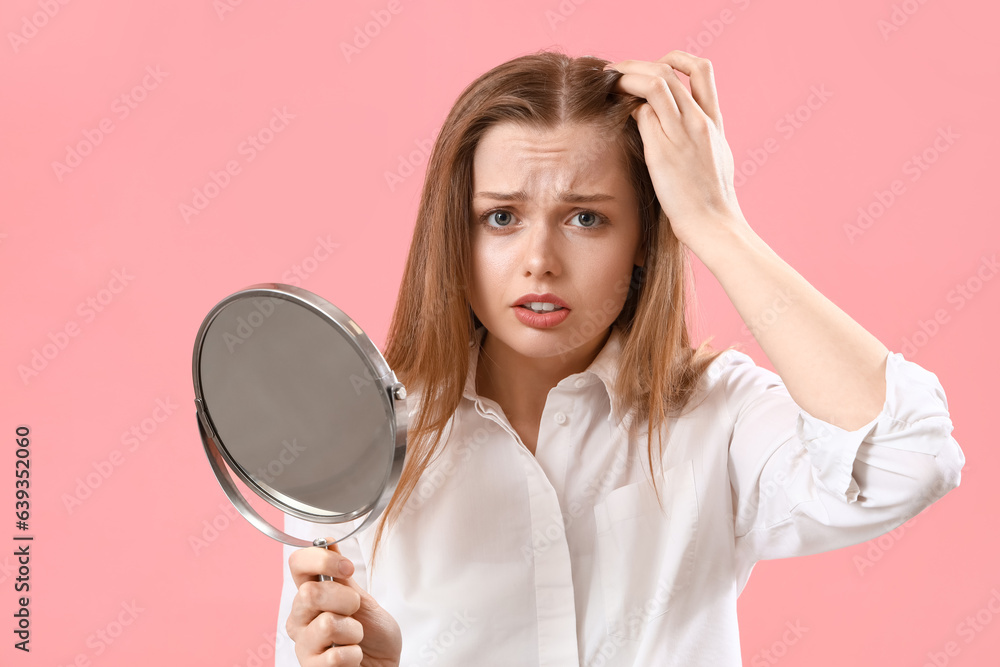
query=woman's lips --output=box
[513,304,570,328]
[513,293,571,309]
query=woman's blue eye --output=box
[478,209,607,229]
[485,210,513,226]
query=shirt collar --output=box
[462,324,631,429]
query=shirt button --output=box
[554,412,567,425]
[574,378,587,388]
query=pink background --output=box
[3,0,997,665]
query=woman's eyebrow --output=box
[473,190,616,203]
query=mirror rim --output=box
[192,282,407,529]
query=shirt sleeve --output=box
[274,514,370,667]
[725,349,965,592]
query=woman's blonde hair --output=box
[371,48,733,571]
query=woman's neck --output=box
[474,327,612,422]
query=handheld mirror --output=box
[192,283,407,573]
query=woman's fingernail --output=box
[339,560,352,576]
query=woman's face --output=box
[469,120,646,363]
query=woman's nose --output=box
[521,221,562,276]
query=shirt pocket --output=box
[593,459,700,641]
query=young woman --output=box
[275,49,965,667]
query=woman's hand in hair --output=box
[604,51,750,254]
[286,539,402,667]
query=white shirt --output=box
[275,324,965,667]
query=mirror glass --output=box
[194,287,401,527]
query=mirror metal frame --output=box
[191,283,408,547]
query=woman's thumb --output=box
[317,537,355,578]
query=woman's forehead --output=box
[473,122,627,194]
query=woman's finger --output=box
[288,540,354,589]
[656,50,723,128]
[304,610,365,649]
[606,61,685,141]
[286,579,363,640]
[295,631,364,667]
[608,59,700,120]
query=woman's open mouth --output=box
[520,302,565,314]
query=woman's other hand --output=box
[605,51,749,254]
[286,539,402,667]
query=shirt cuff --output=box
[795,351,954,504]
